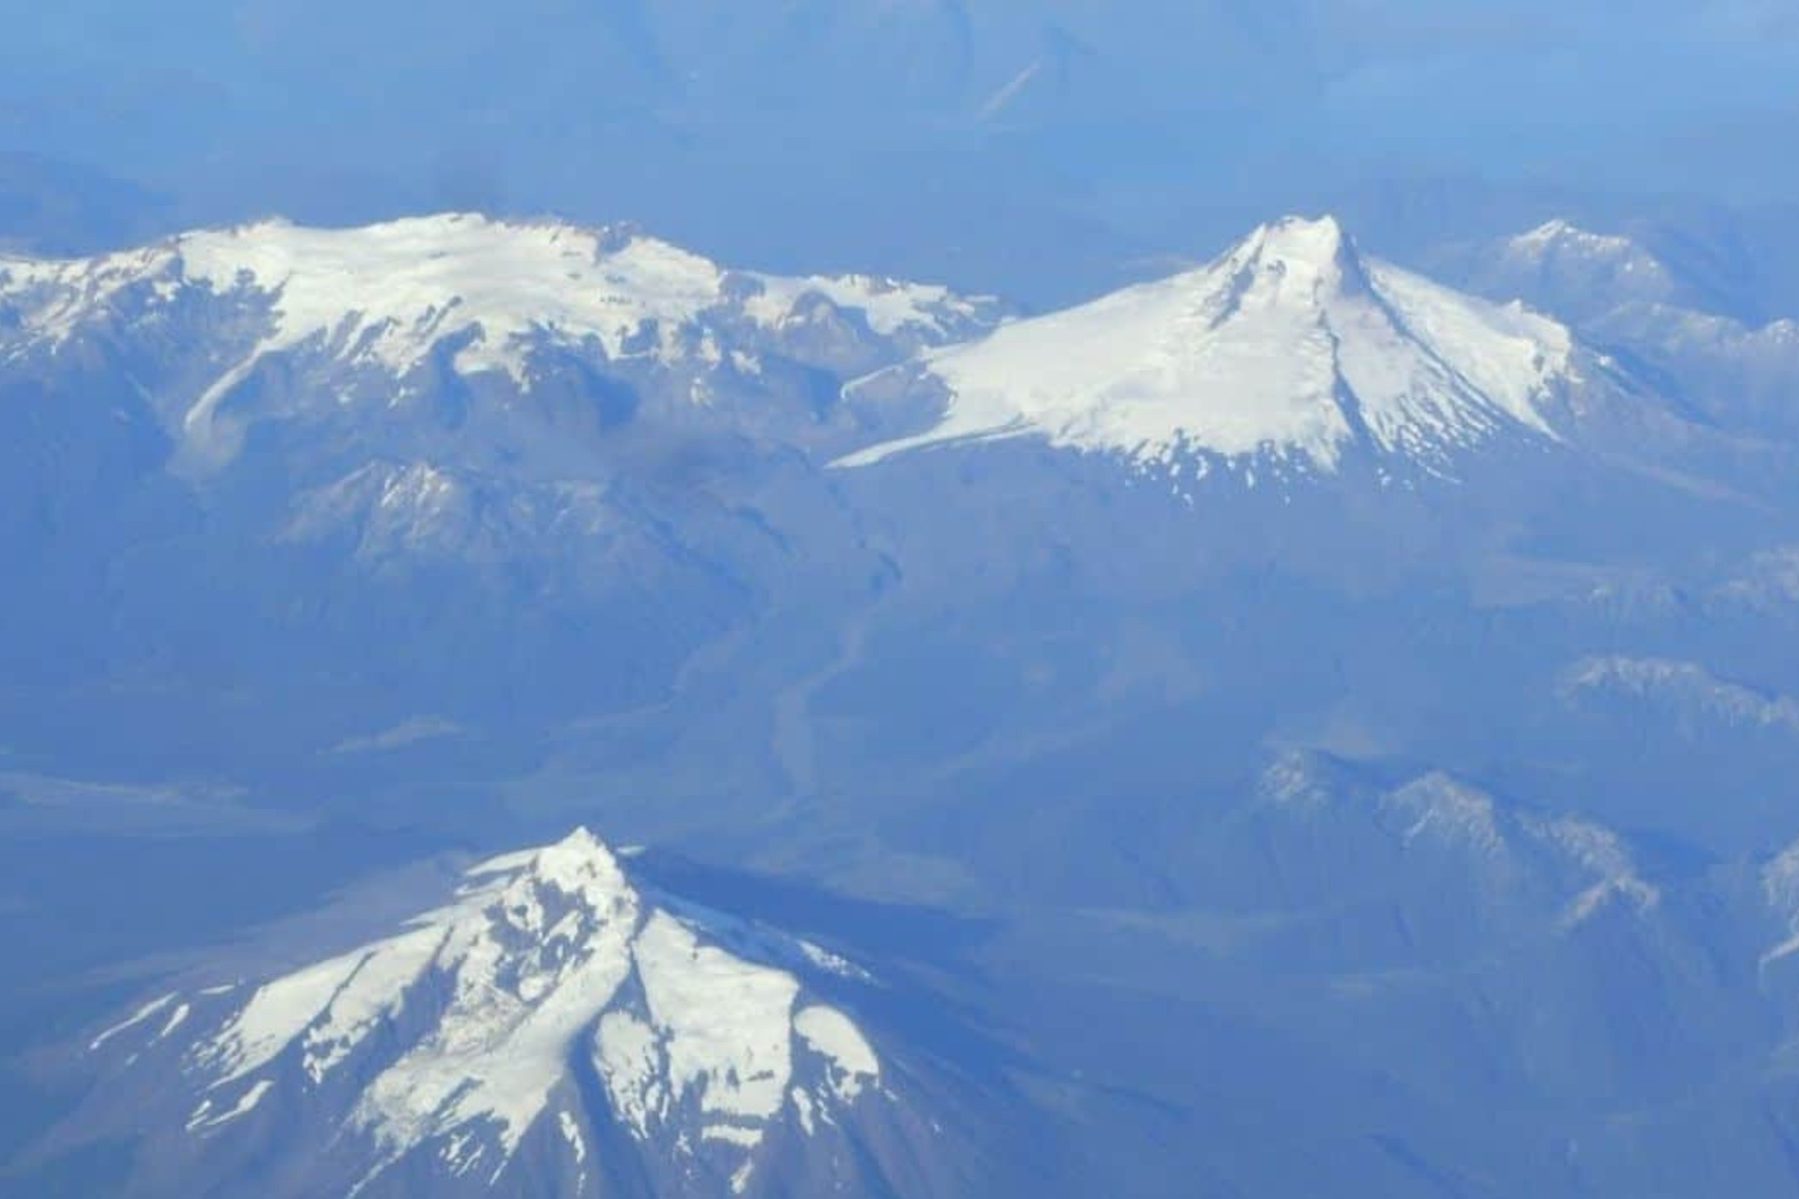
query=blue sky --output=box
[3,0,1795,295]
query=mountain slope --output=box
[44,829,995,1198]
[0,213,1010,740]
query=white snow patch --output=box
[742,272,991,340]
[158,1003,191,1041]
[791,1086,817,1135]
[89,993,176,1052]
[634,911,798,1127]
[1762,842,1799,969]
[186,1079,273,1133]
[558,1110,587,1165]
[703,1123,764,1147]
[172,215,726,388]
[194,948,367,1085]
[595,1009,666,1139]
[797,939,873,981]
[1541,816,1660,928]
[300,927,443,1083]
[794,1006,880,1101]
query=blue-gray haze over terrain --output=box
[5,0,1799,301]
[4,4,1799,1197]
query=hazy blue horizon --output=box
[5,0,1798,303]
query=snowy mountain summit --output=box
[68,829,935,1198]
[842,215,1581,475]
[0,212,997,377]
[0,212,1004,473]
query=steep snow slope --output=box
[841,215,1579,473]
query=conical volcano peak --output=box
[524,825,629,898]
[80,826,896,1195]
[1222,214,1370,299]
[536,824,616,870]
[841,213,1577,474]
[459,824,634,915]
[1246,214,1353,267]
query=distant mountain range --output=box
[1434,218,1799,439]
[10,208,1799,1197]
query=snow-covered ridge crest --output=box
[0,211,1006,477]
[0,211,996,383]
[1471,219,1691,320]
[840,214,1578,473]
[1259,755,1660,929]
[85,826,884,1195]
[1513,218,1645,259]
[1562,655,1799,734]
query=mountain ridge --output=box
[0,211,1007,473]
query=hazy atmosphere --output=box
[7,1,1799,297]
[5,3,1799,1197]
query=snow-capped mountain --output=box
[840,215,1586,476]
[52,828,974,1198]
[0,212,1004,474]
[0,212,1010,677]
[0,212,1000,372]
[13,205,1799,1199]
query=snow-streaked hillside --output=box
[840,215,1580,474]
[59,828,961,1199]
[1463,219,1694,321]
[1433,219,1799,438]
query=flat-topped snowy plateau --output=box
[0,212,999,379]
[0,212,1004,473]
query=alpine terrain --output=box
[32,830,1031,1198]
[8,206,1799,1197]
